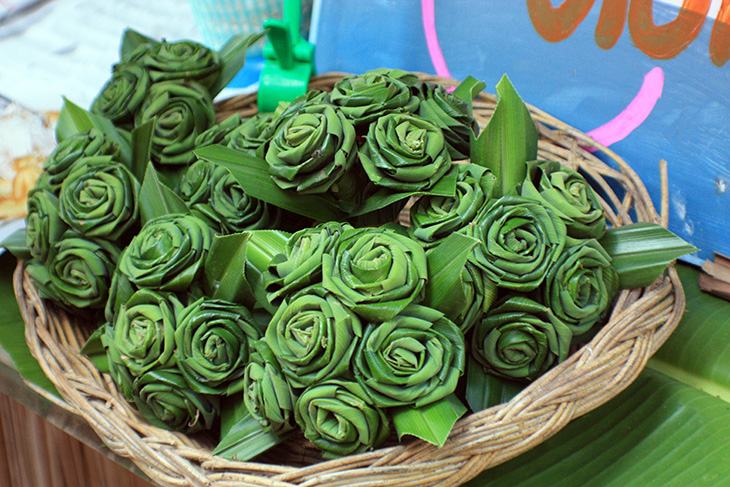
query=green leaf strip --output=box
[391,394,467,447]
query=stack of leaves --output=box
[8,28,697,462]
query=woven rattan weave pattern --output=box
[15,73,685,487]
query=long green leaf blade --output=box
[210,31,267,97]
[600,222,698,289]
[391,394,467,447]
[245,230,289,313]
[452,75,487,108]
[130,118,155,183]
[203,233,256,308]
[465,356,526,413]
[214,396,285,461]
[120,28,157,59]
[139,162,189,225]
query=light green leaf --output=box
[600,223,698,289]
[139,162,189,225]
[245,230,289,313]
[214,396,285,461]
[391,394,467,448]
[452,75,487,108]
[203,232,256,308]
[130,118,155,183]
[210,31,267,97]
[120,28,157,59]
[465,356,526,413]
[1,228,31,261]
[470,75,537,197]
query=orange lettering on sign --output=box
[710,1,730,66]
[628,0,711,59]
[526,0,597,42]
[595,0,630,49]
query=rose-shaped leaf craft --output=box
[132,367,218,434]
[455,260,492,333]
[123,39,221,90]
[194,113,243,149]
[264,221,354,307]
[522,160,607,239]
[102,289,183,401]
[414,81,480,160]
[117,213,213,292]
[472,296,572,381]
[135,81,216,165]
[542,238,620,336]
[293,379,390,458]
[58,158,140,240]
[265,288,362,389]
[463,195,567,292]
[225,113,274,156]
[358,112,452,192]
[243,339,298,434]
[25,188,67,263]
[330,70,419,126]
[265,103,358,197]
[409,163,496,248]
[322,226,428,322]
[177,158,216,204]
[45,233,121,311]
[354,304,465,408]
[91,62,150,124]
[39,129,120,194]
[174,298,261,395]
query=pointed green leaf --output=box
[139,162,189,225]
[80,327,110,374]
[465,356,526,413]
[210,31,267,97]
[195,144,346,222]
[214,396,285,461]
[203,232,257,308]
[600,223,698,289]
[120,28,157,59]
[452,75,487,108]
[245,230,289,313]
[1,228,31,261]
[470,75,537,197]
[129,118,155,183]
[391,394,467,448]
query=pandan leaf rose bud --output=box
[522,160,607,239]
[265,103,358,197]
[194,113,243,149]
[322,226,428,322]
[330,70,419,126]
[39,129,120,194]
[123,39,221,91]
[472,296,573,381]
[354,304,465,408]
[102,289,183,401]
[243,339,298,434]
[293,379,390,457]
[58,158,140,241]
[358,112,452,192]
[464,195,567,292]
[91,63,150,124]
[224,113,274,156]
[174,298,261,395]
[414,81,480,159]
[409,163,496,248]
[542,238,619,336]
[135,81,216,165]
[117,213,213,292]
[25,188,67,263]
[265,288,362,389]
[264,221,354,307]
[132,367,218,434]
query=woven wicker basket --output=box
[15,73,685,487]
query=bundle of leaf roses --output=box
[16,29,695,461]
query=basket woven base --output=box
[16,73,685,487]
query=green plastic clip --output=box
[257,0,315,113]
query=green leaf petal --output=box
[138,162,190,225]
[203,232,256,308]
[244,230,290,313]
[130,118,155,183]
[465,356,525,412]
[210,31,267,97]
[451,75,487,107]
[391,393,467,447]
[1,228,31,261]
[120,28,157,59]
[599,223,698,289]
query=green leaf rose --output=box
[91,62,150,124]
[354,304,465,408]
[174,298,261,395]
[224,113,274,156]
[358,112,452,192]
[471,296,572,381]
[322,226,428,322]
[194,113,243,149]
[117,213,213,292]
[25,188,67,263]
[293,379,390,457]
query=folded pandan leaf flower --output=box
[358,112,452,192]
[224,113,275,156]
[293,379,390,458]
[117,213,213,292]
[122,39,221,91]
[322,226,428,322]
[463,195,567,292]
[174,298,261,395]
[353,304,465,408]
[135,81,216,165]
[264,221,354,307]
[25,188,67,263]
[471,296,572,381]
[409,163,496,248]
[330,69,419,126]
[194,113,244,148]
[102,289,184,401]
[132,367,219,434]
[542,238,620,336]
[58,158,140,241]
[243,339,298,434]
[413,81,480,159]
[37,128,121,194]
[265,287,362,389]
[522,160,607,239]
[90,62,151,125]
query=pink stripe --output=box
[586,67,664,150]
[422,0,452,79]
